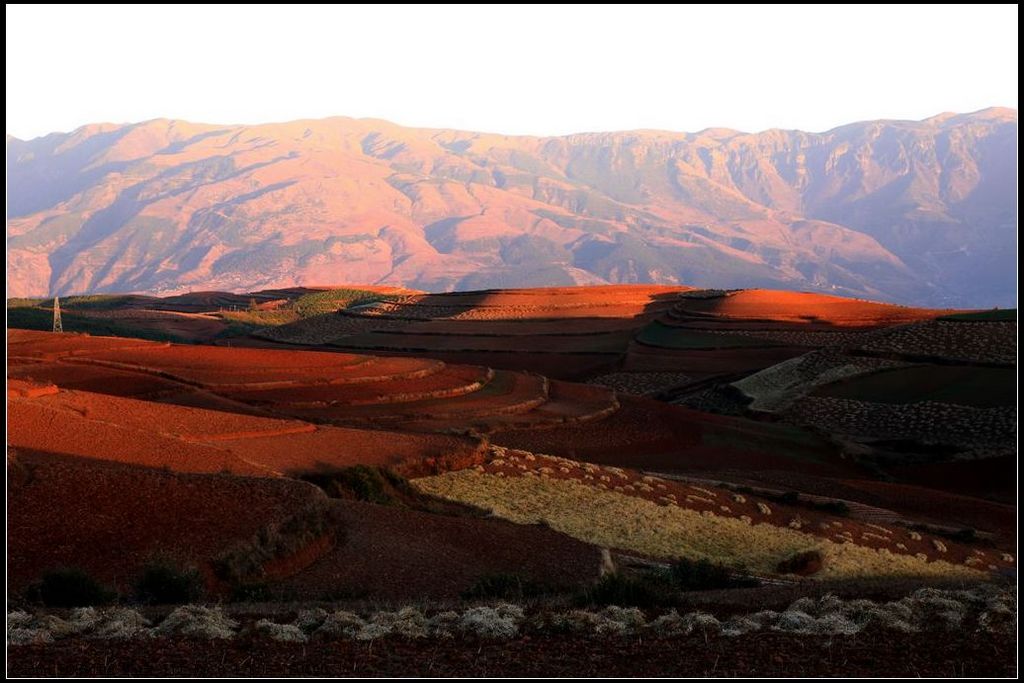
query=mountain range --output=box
[6,108,1016,306]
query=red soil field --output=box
[402,317,647,336]
[624,343,806,375]
[8,361,192,399]
[7,330,164,359]
[837,478,1017,545]
[206,427,485,477]
[408,285,685,307]
[352,287,683,321]
[323,348,617,381]
[336,330,633,353]
[491,397,855,478]
[22,388,313,441]
[887,455,1016,503]
[7,378,59,399]
[675,290,955,327]
[220,365,491,406]
[7,371,486,478]
[275,499,602,600]
[486,380,618,429]
[7,454,325,591]
[8,400,273,476]
[73,309,228,341]
[65,344,432,387]
[300,370,548,427]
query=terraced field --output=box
[250,285,685,379]
[6,283,1016,612]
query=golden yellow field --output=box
[413,471,982,580]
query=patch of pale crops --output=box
[412,471,982,580]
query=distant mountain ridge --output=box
[6,108,1016,306]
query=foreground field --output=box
[6,584,1016,676]
[11,628,1013,677]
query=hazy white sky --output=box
[5,4,1018,140]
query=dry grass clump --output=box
[315,610,365,638]
[154,605,238,639]
[294,608,328,633]
[458,604,524,639]
[7,607,151,643]
[412,471,981,579]
[427,611,461,639]
[747,586,1014,636]
[255,619,308,642]
[688,486,718,498]
[646,610,723,637]
[357,608,430,640]
[547,606,646,636]
[8,586,1012,645]
[6,610,53,645]
[92,608,152,639]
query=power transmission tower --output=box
[52,296,63,333]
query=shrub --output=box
[135,559,205,604]
[462,573,550,601]
[950,528,976,543]
[213,500,334,585]
[667,558,759,591]
[577,573,671,608]
[229,582,270,603]
[814,500,850,516]
[776,550,824,576]
[779,491,800,505]
[303,466,408,505]
[37,568,114,607]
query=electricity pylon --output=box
[52,296,63,333]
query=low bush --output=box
[36,568,115,608]
[134,558,205,604]
[213,500,335,585]
[461,573,551,601]
[668,558,759,591]
[303,466,410,505]
[576,573,672,608]
[776,550,824,576]
[228,582,270,603]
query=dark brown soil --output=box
[7,630,1015,677]
[275,499,602,600]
